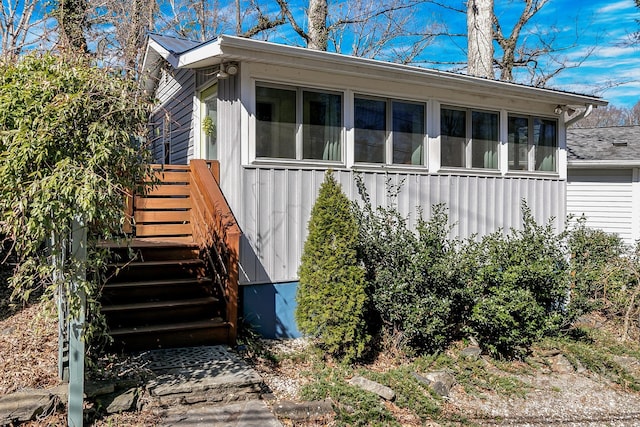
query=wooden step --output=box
[102,297,218,312]
[100,277,214,304]
[110,259,204,268]
[103,277,212,289]
[109,318,226,336]
[108,319,231,351]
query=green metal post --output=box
[68,217,86,427]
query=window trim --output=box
[254,81,345,163]
[507,113,558,173]
[353,94,427,166]
[440,105,500,170]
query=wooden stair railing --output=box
[189,160,241,344]
[105,161,241,349]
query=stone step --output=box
[138,346,265,406]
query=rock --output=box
[49,384,69,401]
[0,389,58,425]
[423,371,456,397]
[412,372,431,386]
[273,399,334,420]
[549,354,574,374]
[461,346,482,360]
[84,380,115,398]
[347,376,395,401]
[97,388,138,414]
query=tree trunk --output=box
[467,0,494,79]
[307,0,328,50]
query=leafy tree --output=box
[0,53,152,337]
[296,170,370,362]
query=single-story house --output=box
[567,125,640,247]
[141,34,607,338]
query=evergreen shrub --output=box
[296,170,370,362]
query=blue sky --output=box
[420,0,640,108]
[516,0,640,108]
[256,0,639,108]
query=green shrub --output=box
[464,202,571,357]
[296,170,370,362]
[0,53,152,351]
[470,286,546,358]
[353,174,462,354]
[566,217,627,320]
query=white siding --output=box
[567,169,637,246]
[235,169,565,284]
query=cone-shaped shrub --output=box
[296,170,370,362]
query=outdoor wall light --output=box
[217,63,229,79]
[226,63,238,75]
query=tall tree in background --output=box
[275,0,439,62]
[88,0,157,76]
[570,101,640,128]
[0,0,47,62]
[467,0,493,78]
[53,0,89,55]
[465,0,595,87]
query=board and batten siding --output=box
[233,168,565,285]
[150,67,196,164]
[567,168,640,246]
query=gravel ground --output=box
[450,370,640,426]
[252,338,640,426]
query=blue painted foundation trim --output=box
[241,281,301,339]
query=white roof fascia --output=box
[172,35,607,108]
[568,160,640,169]
[148,37,180,68]
[176,38,224,68]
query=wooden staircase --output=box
[100,162,240,352]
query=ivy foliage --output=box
[0,54,152,325]
[296,170,370,362]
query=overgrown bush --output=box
[567,217,628,320]
[354,175,463,354]
[0,54,152,349]
[296,171,370,362]
[464,204,570,357]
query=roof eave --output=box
[167,34,607,107]
[568,160,640,169]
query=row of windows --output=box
[254,83,558,172]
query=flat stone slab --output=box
[0,389,58,425]
[273,399,334,420]
[160,400,282,427]
[136,346,264,405]
[347,376,395,401]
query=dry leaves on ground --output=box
[0,302,61,395]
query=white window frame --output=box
[353,95,427,166]
[253,81,345,163]
[507,114,559,173]
[440,105,500,170]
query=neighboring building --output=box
[567,125,640,247]
[142,34,607,338]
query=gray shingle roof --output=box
[566,126,640,161]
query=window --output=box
[354,97,425,165]
[256,86,296,159]
[255,83,343,161]
[200,84,217,160]
[441,107,498,169]
[508,115,557,172]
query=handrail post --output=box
[226,230,240,344]
[68,216,86,427]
